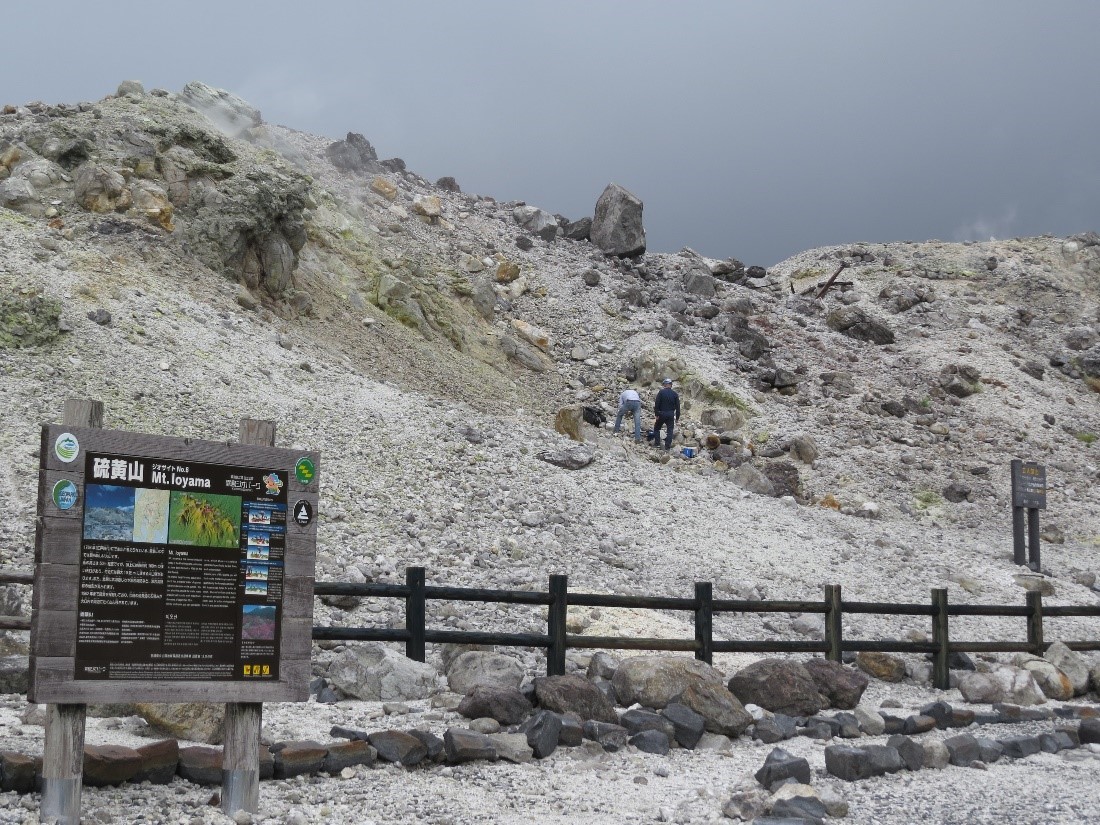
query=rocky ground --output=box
[1,81,1099,824]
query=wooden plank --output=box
[29,609,77,657]
[30,657,310,704]
[31,564,78,613]
[38,469,84,522]
[41,425,318,488]
[279,617,314,658]
[283,548,316,578]
[221,702,261,815]
[281,576,316,620]
[35,517,82,566]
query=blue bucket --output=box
[682,448,696,458]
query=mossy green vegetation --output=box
[0,293,62,348]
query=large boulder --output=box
[590,183,645,257]
[803,658,869,709]
[1043,641,1091,696]
[826,306,895,345]
[134,703,224,744]
[612,655,751,736]
[957,666,1046,706]
[446,651,525,694]
[512,205,558,234]
[533,674,618,724]
[178,81,263,138]
[326,133,379,173]
[74,163,132,213]
[326,643,437,701]
[1012,654,1073,701]
[727,659,825,717]
[456,685,532,726]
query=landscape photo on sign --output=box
[241,604,277,641]
[167,491,242,548]
[245,581,268,596]
[83,484,136,541]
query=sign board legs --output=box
[41,399,101,825]
[221,418,276,816]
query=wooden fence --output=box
[4,567,1100,691]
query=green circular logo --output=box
[52,479,78,510]
[54,432,79,463]
[294,457,315,485]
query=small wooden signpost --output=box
[32,401,319,823]
[1010,459,1046,571]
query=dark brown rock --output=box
[804,658,869,710]
[177,746,222,785]
[457,684,532,725]
[83,745,142,787]
[322,740,376,774]
[727,659,825,716]
[133,739,179,784]
[0,750,38,793]
[855,651,906,682]
[533,674,618,724]
[273,740,326,779]
[367,730,428,766]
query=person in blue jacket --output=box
[652,377,680,450]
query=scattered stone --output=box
[728,659,825,716]
[754,747,811,790]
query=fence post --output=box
[405,566,426,662]
[1026,591,1044,655]
[221,418,275,817]
[931,588,949,690]
[824,585,843,662]
[547,575,567,676]
[41,399,102,825]
[694,582,713,665]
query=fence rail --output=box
[5,566,1100,690]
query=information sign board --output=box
[31,425,319,704]
[1010,460,1046,510]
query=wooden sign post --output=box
[1010,459,1046,572]
[32,402,319,823]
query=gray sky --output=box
[6,1,1099,266]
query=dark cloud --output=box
[6,1,1099,264]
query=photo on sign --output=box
[246,531,270,547]
[244,581,268,596]
[247,508,271,526]
[241,604,276,640]
[245,546,270,561]
[83,484,136,541]
[245,564,269,581]
[168,492,242,548]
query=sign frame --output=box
[31,424,319,704]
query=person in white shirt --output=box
[613,387,643,442]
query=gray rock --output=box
[944,733,980,766]
[179,81,262,138]
[660,702,706,749]
[683,268,717,298]
[535,445,593,469]
[621,708,677,741]
[826,306,895,345]
[562,217,592,241]
[629,729,671,755]
[512,205,558,234]
[489,732,533,764]
[922,739,950,769]
[769,785,828,823]
[407,730,445,762]
[998,735,1042,759]
[518,709,563,759]
[752,714,798,744]
[1043,641,1091,696]
[447,650,525,694]
[754,747,811,790]
[976,737,1004,762]
[272,741,326,779]
[325,643,437,701]
[321,740,376,774]
[0,655,29,694]
[586,651,619,681]
[443,728,498,763]
[581,720,630,752]
[1080,718,1100,744]
[824,744,905,781]
[590,183,645,257]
